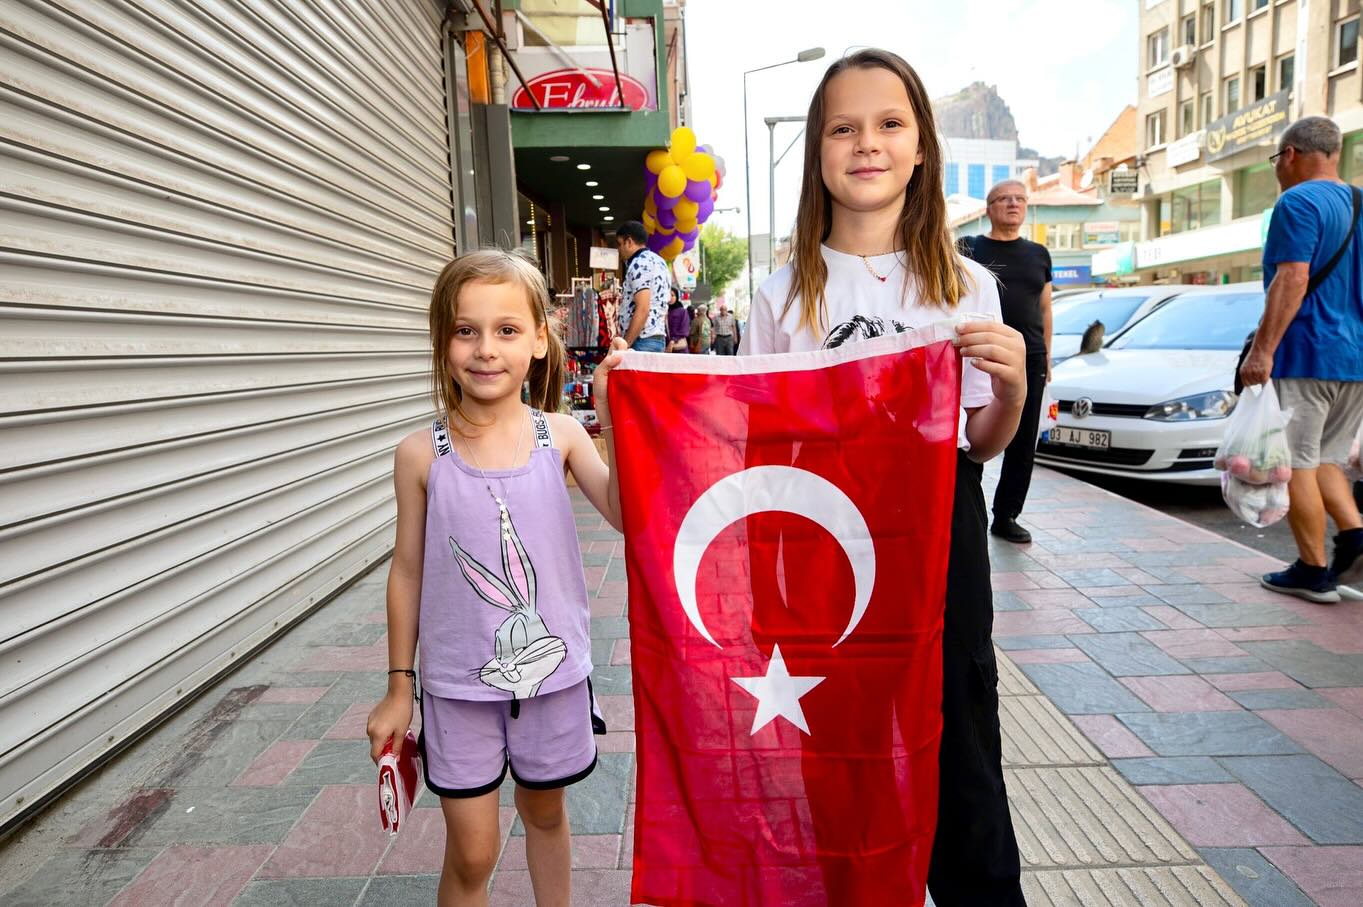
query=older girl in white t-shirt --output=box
[740,49,1028,906]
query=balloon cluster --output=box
[641,126,725,261]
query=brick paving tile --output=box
[1260,845,1363,907]
[1137,784,1309,847]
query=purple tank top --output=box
[418,409,592,701]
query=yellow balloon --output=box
[645,149,672,174]
[674,198,699,221]
[658,164,687,199]
[654,225,675,237]
[682,153,715,183]
[643,193,658,215]
[674,217,698,234]
[662,236,684,259]
[642,211,657,232]
[669,127,697,164]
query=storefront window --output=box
[521,0,608,47]
[1235,163,1278,218]
[1344,132,1363,187]
[1046,223,1081,251]
[1167,179,1221,234]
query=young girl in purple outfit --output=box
[367,249,624,907]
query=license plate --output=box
[1050,426,1111,449]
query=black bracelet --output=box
[387,669,416,677]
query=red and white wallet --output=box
[378,730,421,836]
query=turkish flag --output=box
[610,327,962,907]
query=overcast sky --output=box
[684,0,1139,240]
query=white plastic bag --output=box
[1037,386,1058,440]
[1346,417,1362,483]
[1215,381,1292,527]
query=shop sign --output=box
[589,246,620,270]
[1108,170,1139,195]
[1083,221,1121,247]
[1133,215,1264,269]
[1092,242,1136,276]
[1147,66,1173,99]
[1205,90,1290,163]
[1053,265,1093,286]
[1167,132,1203,167]
[512,68,650,110]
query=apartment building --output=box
[1094,0,1362,283]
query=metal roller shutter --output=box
[0,0,452,830]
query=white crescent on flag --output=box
[672,465,876,647]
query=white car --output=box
[1048,285,1197,366]
[1037,283,1265,485]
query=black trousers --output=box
[992,351,1049,522]
[928,454,1026,906]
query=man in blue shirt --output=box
[615,221,672,352]
[1240,117,1363,602]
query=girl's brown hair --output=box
[428,249,565,430]
[785,48,973,335]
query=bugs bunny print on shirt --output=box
[449,514,567,699]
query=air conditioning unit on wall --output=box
[1171,45,1197,69]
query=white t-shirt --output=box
[739,245,1001,449]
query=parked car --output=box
[1048,285,1196,366]
[1037,283,1265,485]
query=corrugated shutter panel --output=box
[0,0,452,828]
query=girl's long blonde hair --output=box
[785,48,972,336]
[428,249,565,429]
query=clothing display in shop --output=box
[566,285,600,349]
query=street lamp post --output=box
[744,47,825,303]
[765,115,805,278]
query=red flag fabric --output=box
[610,327,963,907]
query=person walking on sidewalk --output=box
[688,303,712,353]
[740,48,1028,905]
[367,249,624,907]
[959,179,1053,545]
[615,221,671,352]
[711,302,740,355]
[666,290,691,352]
[1239,116,1363,603]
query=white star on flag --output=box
[731,644,826,736]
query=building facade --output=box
[1099,0,1363,284]
[942,136,1039,201]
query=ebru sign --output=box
[512,67,652,110]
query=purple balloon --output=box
[696,196,714,222]
[646,232,667,252]
[644,169,658,193]
[654,187,680,210]
[684,178,711,203]
[678,227,699,244]
[656,206,677,230]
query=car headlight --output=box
[1143,390,1237,421]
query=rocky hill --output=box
[932,82,1063,175]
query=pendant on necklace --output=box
[860,255,890,283]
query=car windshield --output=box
[1052,293,1152,335]
[1108,291,1264,350]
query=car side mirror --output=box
[1079,320,1105,355]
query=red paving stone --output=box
[597,695,634,729]
[491,868,634,906]
[498,833,622,870]
[1203,671,1303,692]
[1259,709,1363,778]
[1261,845,1363,907]
[257,785,387,878]
[1216,626,1301,643]
[1290,623,1363,655]
[590,596,626,618]
[1014,588,1093,610]
[991,610,1092,637]
[291,644,388,673]
[323,702,373,740]
[1319,688,1363,719]
[1140,629,1246,661]
[256,686,330,704]
[231,740,317,787]
[990,572,1040,591]
[1070,715,1155,758]
[1138,784,1309,847]
[610,638,631,666]
[1140,605,1203,630]
[596,732,636,753]
[1120,536,1181,552]
[106,844,273,907]
[376,808,446,875]
[1003,648,1091,665]
[1022,570,1071,589]
[1119,675,1239,712]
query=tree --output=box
[698,224,746,298]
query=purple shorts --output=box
[418,678,604,798]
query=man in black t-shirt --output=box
[959,180,1053,544]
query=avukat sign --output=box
[610,327,962,906]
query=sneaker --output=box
[1331,528,1363,586]
[990,517,1032,544]
[1261,560,1341,604]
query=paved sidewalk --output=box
[1,463,1360,905]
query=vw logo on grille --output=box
[1071,397,1094,419]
